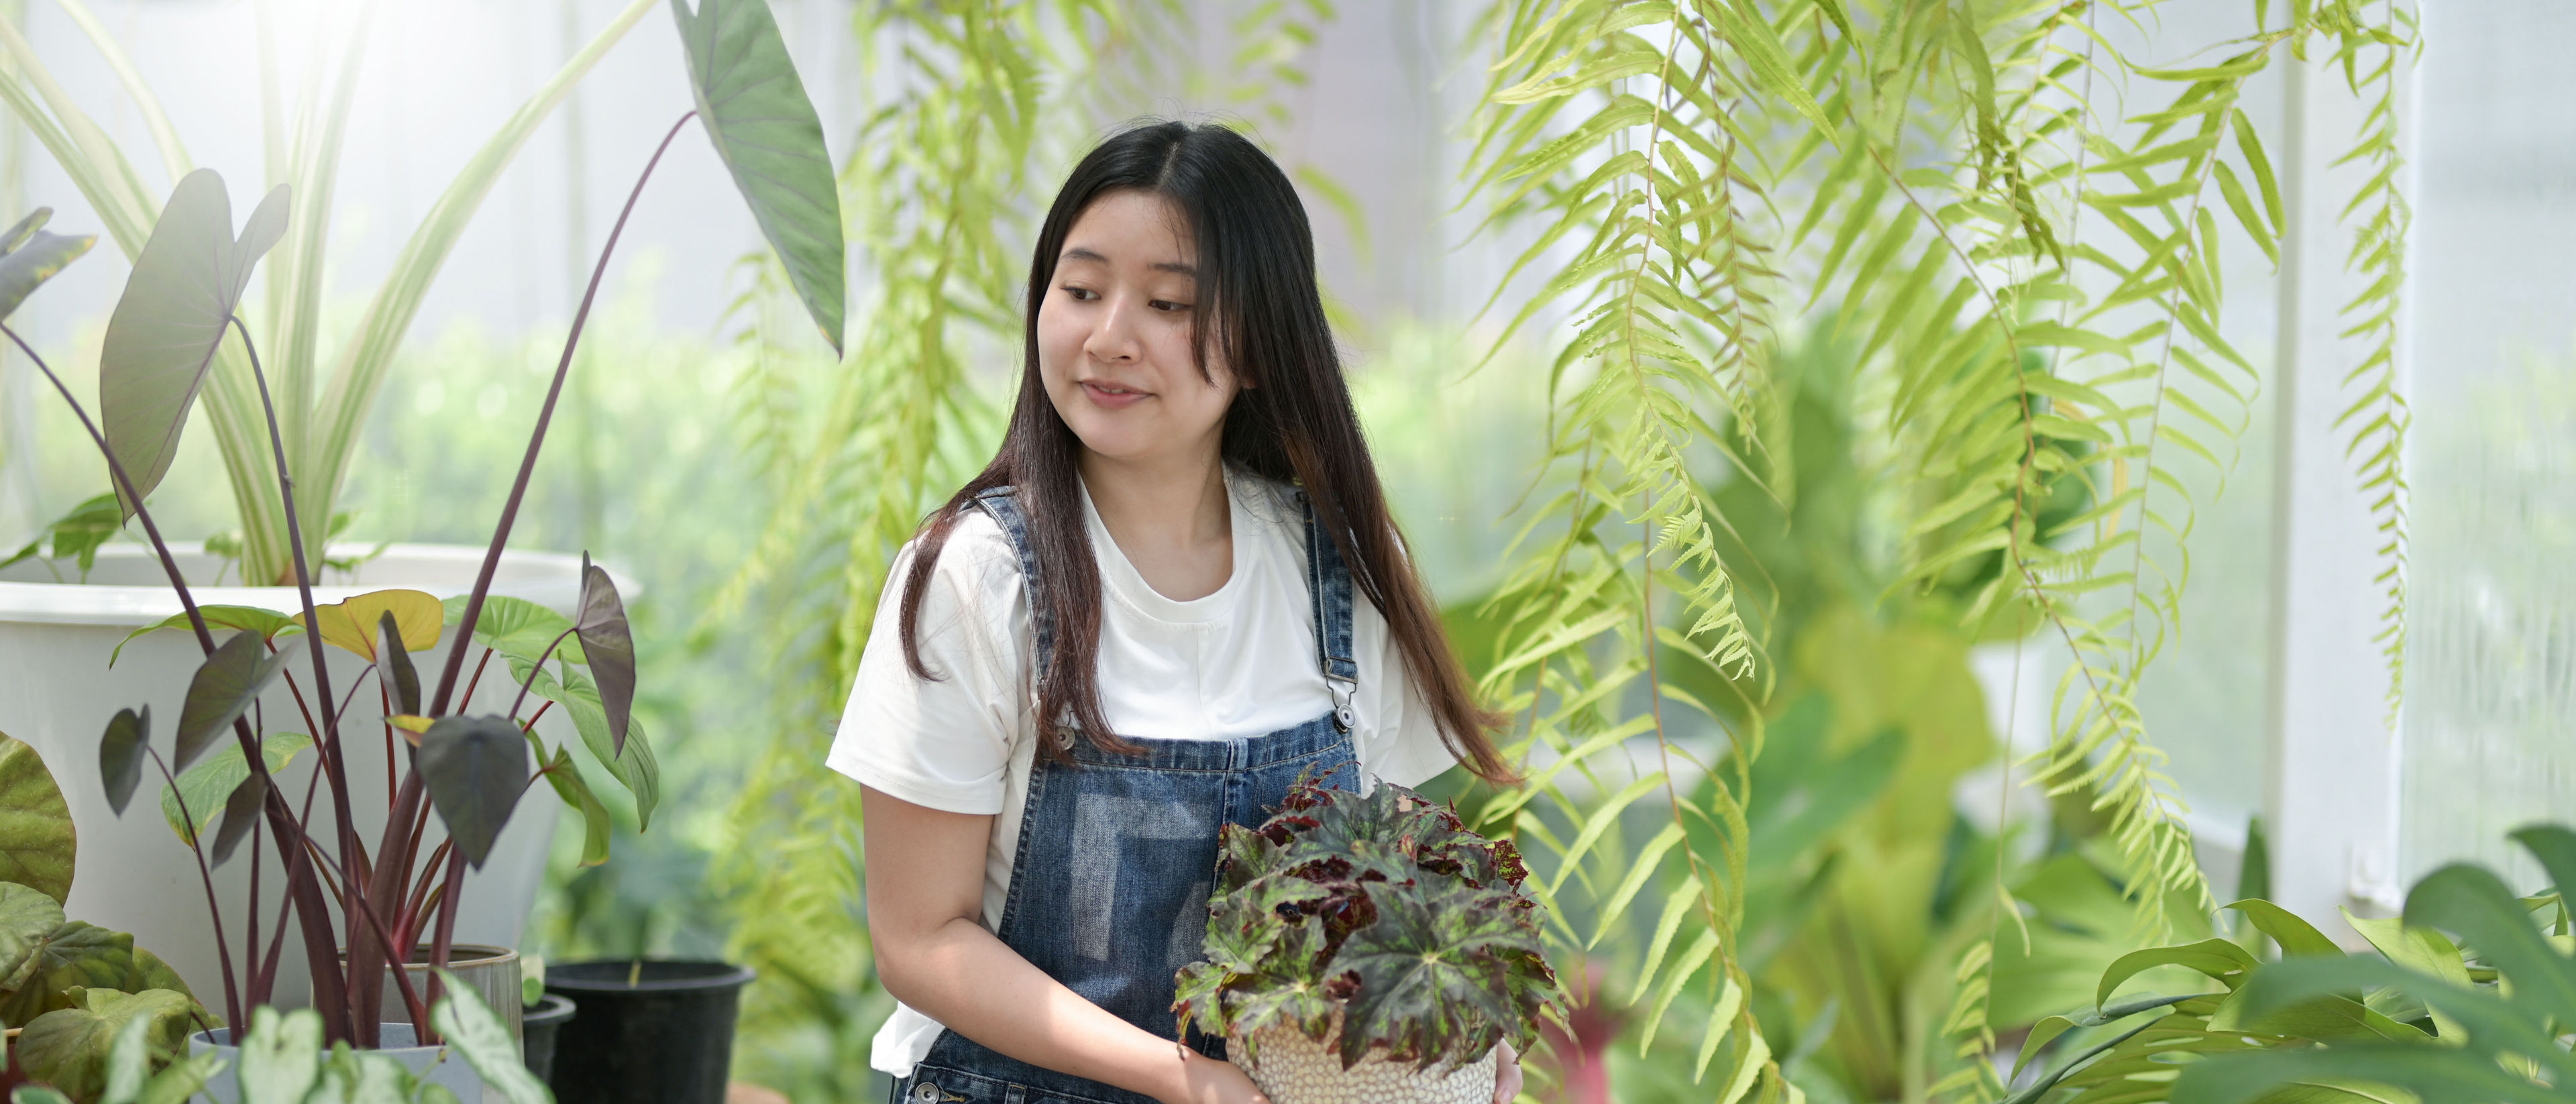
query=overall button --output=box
[1334,706,1354,732]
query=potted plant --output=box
[0,0,840,1087]
[0,0,663,1007]
[539,959,755,1104]
[1173,779,1565,1104]
[1,731,211,1103]
[2002,823,2576,1103]
[7,967,536,1104]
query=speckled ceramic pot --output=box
[1233,1013,1499,1104]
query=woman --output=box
[830,120,1523,1104]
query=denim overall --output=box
[893,486,1361,1104]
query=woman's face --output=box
[1036,190,1240,468]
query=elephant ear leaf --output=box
[574,555,635,756]
[0,731,76,903]
[173,632,303,773]
[0,208,97,322]
[379,610,421,717]
[669,0,844,353]
[98,170,289,518]
[418,716,529,869]
[98,707,148,817]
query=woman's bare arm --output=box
[860,785,1270,1104]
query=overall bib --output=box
[893,486,1362,1104]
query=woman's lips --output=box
[1081,380,1150,409]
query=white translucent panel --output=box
[2398,0,2576,889]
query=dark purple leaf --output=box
[97,170,288,518]
[417,716,529,869]
[378,610,421,716]
[172,631,303,772]
[97,706,147,816]
[574,555,635,757]
[0,208,95,323]
[208,768,265,867]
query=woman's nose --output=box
[1084,294,1143,362]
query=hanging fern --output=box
[1460,0,2415,1099]
[706,3,1108,1097]
[2320,0,2415,726]
[1463,0,1805,1095]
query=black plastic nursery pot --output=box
[521,993,577,1083]
[544,960,755,1104]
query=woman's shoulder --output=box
[897,502,1024,596]
[1226,465,1305,534]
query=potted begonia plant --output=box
[1174,779,1565,1104]
[0,0,841,1088]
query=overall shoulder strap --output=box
[1297,490,1360,730]
[971,486,1055,684]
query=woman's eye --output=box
[1062,285,1097,301]
[1152,300,1191,313]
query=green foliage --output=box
[158,733,308,849]
[2002,824,2576,1104]
[0,207,95,323]
[706,3,1124,1096]
[11,988,195,1104]
[95,170,286,521]
[0,0,656,584]
[0,732,74,904]
[1,494,121,584]
[670,0,848,354]
[1175,780,1562,1070]
[1461,2,2420,1099]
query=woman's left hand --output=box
[1492,1038,1522,1103]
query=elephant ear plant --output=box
[2001,824,2576,1103]
[1174,779,1564,1072]
[0,0,841,1052]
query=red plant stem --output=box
[245,810,260,1022]
[398,839,453,948]
[227,315,372,1042]
[425,109,695,718]
[150,747,241,1031]
[520,700,554,732]
[329,663,376,731]
[425,843,468,1027]
[1,325,212,652]
[277,669,323,749]
[2,323,343,1031]
[508,627,579,720]
[461,647,495,710]
[299,841,435,1032]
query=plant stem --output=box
[229,313,376,1043]
[150,747,241,1031]
[424,842,468,1038]
[0,326,212,651]
[426,109,695,717]
[508,626,579,720]
[2,322,335,1028]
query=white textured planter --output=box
[189,1022,484,1102]
[1233,1013,1499,1104]
[0,543,594,1013]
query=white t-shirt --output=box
[825,467,1462,1078]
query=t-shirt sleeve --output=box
[1352,595,1468,790]
[824,522,1030,815]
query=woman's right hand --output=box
[1166,1046,1271,1104]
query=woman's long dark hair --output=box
[897,119,1513,784]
